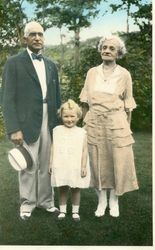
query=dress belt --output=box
[90,109,124,115]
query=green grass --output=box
[0,132,152,246]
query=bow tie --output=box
[31,53,43,61]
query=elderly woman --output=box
[79,35,139,217]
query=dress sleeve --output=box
[79,70,90,103]
[124,71,136,111]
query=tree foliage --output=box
[0,0,26,49]
[110,0,145,33]
[117,32,151,130]
[131,2,152,45]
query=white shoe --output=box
[95,207,106,217]
[20,211,31,220]
[95,202,107,217]
[95,189,107,217]
[109,205,119,217]
[58,212,66,220]
[109,189,119,217]
[72,213,80,221]
[46,206,59,215]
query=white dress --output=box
[51,125,90,188]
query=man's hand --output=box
[10,131,24,145]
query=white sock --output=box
[95,189,107,217]
[59,204,67,213]
[100,190,107,204]
[109,189,119,208]
[72,205,79,214]
[97,189,107,208]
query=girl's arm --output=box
[81,134,88,178]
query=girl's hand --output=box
[81,167,87,178]
[49,167,52,175]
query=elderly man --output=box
[2,21,61,220]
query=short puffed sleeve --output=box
[79,71,90,103]
[123,70,136,111]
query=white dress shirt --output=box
[27,48,47,99]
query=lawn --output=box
[0,132,152,246]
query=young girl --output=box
[49,99,90,221]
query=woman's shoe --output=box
[95,189,107,217]
[95,205,107,217]
[109,189,119,217]
[109,205,119,217]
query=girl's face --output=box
[62,109,79,128]
[101,40,118,62]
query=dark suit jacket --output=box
[2,50,61,144]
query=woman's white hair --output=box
[24,21,44,38]
[98,35,127,58]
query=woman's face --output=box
[101,39,119,62]
[62,109,79,128]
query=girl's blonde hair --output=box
[58,99,82,119]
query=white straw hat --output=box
[8,145,33,171]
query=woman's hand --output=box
[49,167,52,175]
[125,110,132,125]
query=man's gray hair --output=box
[24,21,44,38]
[98,35,127,59]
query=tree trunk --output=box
[74,28,80,66]
[60,29,65,84]
[126,3,130,33]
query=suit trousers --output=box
[19,104,54,213]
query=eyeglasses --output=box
[28,32,43,38]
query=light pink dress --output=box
[79,64,139,195]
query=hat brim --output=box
[8,145,33,171]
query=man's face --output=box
[24,26,44,53]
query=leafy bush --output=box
[61,46,102,104]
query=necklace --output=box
[102,64,117,82]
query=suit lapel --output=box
[44,59,53,86]
[21,50,55,87]
[20,50,40,83]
